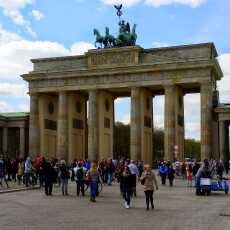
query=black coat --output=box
[44,162,56,183]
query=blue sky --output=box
[0,0,230,140]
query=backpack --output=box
[76,168,84,180]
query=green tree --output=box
[184,139,201,161]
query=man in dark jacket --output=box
[43,159,55,196]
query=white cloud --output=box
[0,0,35,35]
[70,42,95,55]
[0,100,14,112]
[101,0,140,7]
[31,9,44,21]
[0,83,28,98]
[144,0,208,7]
[0,24,22,46]
[117,113,130,124]
[101,0,207,7]
[0,25,95,113]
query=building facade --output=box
[0,113,29,159]
[21,43,224,163]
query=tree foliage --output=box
[113,122,201,161]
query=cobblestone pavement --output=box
[0,177,230,230]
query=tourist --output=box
[181,162,187,179]
[120,165,133,209]
[192,161,200,177]
[75,162,85,196]
[17,159,24,185]
[87,162,100,202]
[186,163,193,187]
[167,163,175,187]
[0,155,9,188]
[11,158,18,182]
[60,160,70,196]
[43,159,56,196]
[99,159,107,184]
[216,160,224,179]
[159,162,168,185]
[106,158,115,186]
[128,160,139,196]
[117,160,125,195]
[24,157,32,187]
[224,159,229,175]
[140,164,158,210]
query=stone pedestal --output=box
[200,84,213,160]
[29,94,40,158]
[88,90,98,161]
[57,92,68,160]
[130,88,141,161]
[19,127,25,158]
[164,85,177,162]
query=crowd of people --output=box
[0,154,229,210]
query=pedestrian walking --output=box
[168,164,175,187]
[120,165,133,209]
[159,162,168,185]
[17,159,24,185]
[59,160,70,196]
[75,162,85,196]
[43,159,56,196]
[0,156,9,188]
[186,164,193,187]
[140,164,158,210]
[87,162,100,202]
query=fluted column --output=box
[200,84,213,160]
[88,90,98,161]
[164,85,177,162]
[57,92,68,160]
[130,88,141,161]
[29,94,40,158]
[19,127,25,159]
[219,121,227,160]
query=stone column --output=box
[175,88,185,161]
[130,88,141,161]
[3,127,8,155]
[219,121,227,160]
[29,94,40,158]
[57,92,68,160]
[19,127,25,159]
[164,85,176,162]
[88,90,98,161]
[200,84,213,160]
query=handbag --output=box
[141,177,145,185]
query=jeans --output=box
[90,181,98,200]
[24,172,31,187]
[61,179,68,195]
[107,173,113,186]
[76,180,84,196]
[123,189,131,205]
[144,190,154,209]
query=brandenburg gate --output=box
[22,43,223,163]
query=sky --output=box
[0,0,230,140]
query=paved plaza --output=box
[0,176,230,230]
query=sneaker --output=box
[126,205,130,209]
